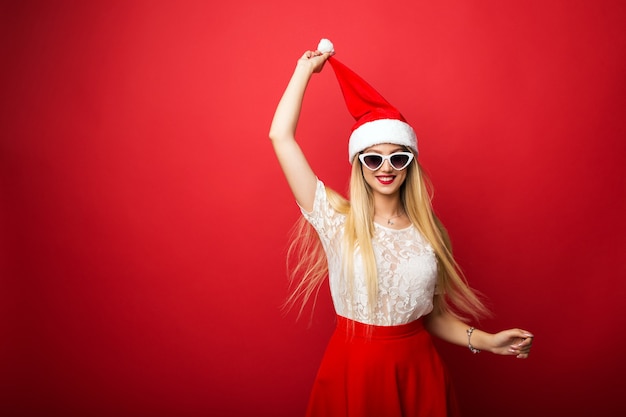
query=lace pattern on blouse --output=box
[300,179,438,326]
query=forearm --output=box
[424,308,534,358]
[269,62,315,143]
[268,54,325,211]
[424,310,492,353]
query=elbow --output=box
[268,128,291,144]
[268,125,281,142]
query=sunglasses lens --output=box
[390,154,411,169]
[362,155,383,170]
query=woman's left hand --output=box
[490,328,534,359]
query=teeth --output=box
[378,177,394,181]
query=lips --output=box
[376,176,395,185]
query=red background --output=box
[2,1,625,416]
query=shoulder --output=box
[324,184,350,214]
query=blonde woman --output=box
[269,40,534,417]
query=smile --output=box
[376,176,395,185]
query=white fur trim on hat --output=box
[348,119,418,163]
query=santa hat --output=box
[317,39,418,163]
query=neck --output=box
[373,195,404,218]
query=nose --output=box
[380,158,394,172]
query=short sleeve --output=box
[299,179,344,245]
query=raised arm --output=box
[424,308,534,359]
[269,50,332,212]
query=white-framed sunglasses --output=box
[358,152,414,171]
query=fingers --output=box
[491,328,534,359]
[298,50,332,74]
[508,344,531,358]
[302,50,333,60]
[509,328,534,339]
[302,50,321,58]
[508,329,534,359]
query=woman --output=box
[269,40,534,417]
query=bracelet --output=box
[466,327,481,354]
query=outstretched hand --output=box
[490,328,534,359]
[297,50,333,74]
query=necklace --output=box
[377,212,405,226]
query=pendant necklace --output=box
[378,212,405,226]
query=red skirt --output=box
[305,316,459,417]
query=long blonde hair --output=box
[285,150,489,323]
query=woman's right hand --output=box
[297,50,333,74]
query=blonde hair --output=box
[285,151,489,323]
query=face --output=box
[358,143,414,197]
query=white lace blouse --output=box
[300,179,438,326]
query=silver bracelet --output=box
[466,326,481,354]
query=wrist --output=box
[295,60,316,76]
[466,328,494,354]
[466,327,481,354]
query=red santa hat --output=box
[318,39,418,163]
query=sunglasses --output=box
[358,152,414,171]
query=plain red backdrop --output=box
[1,1,625,416]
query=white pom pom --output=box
[317,38,334,54]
